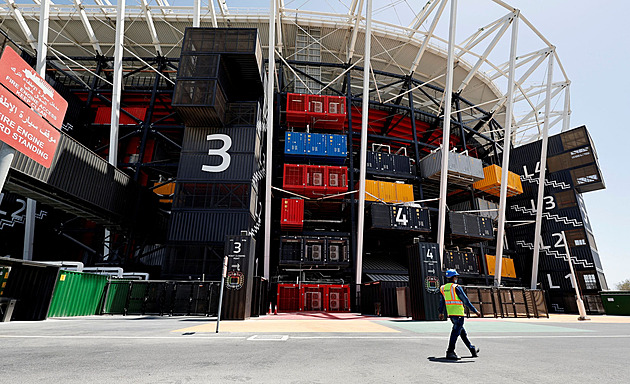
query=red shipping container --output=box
[276,283,351,313]
[94,106,147,125]
[283,164,307,194]
[326,166,348,196]
[307,94,327,125]
[286,93,309,125]
[324,96,347,130]
[281,198,304,231]
[305,165,327,197]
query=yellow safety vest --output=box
[440,283,465,316]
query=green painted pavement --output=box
[380,319,591,333]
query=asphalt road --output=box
[1,315,628,383]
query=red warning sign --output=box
[0,46,68,130]
[0,85,60,168]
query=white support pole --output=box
[0,143,15,194]
[193,0,201,27]
[562,83,571,132]
[23,0,50,261]
[355,0,371,290]
[105,0,126,260]
[530,50,554,289]
[494,11,519,287]
[263,0,276,280]
[436,0,457,268]
[562,231,589,320]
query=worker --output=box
[438,269,481,360]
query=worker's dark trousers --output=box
[447,316,471,353]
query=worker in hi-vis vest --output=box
[438,269,481,360]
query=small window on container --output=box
[583,274,598,290]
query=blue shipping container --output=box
[326,134,348,158]
[285,131,306,156]
[306,133,327,156]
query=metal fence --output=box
[101,280,221,316]
[463,286,549,318]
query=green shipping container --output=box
[600,291,630,316]
[47,271,109,317]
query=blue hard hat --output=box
[445,269,459,278]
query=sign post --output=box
[215,256,228,333]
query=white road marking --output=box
[1,334,629,341]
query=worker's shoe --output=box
[445,352,460,361]
[469,345,479,358]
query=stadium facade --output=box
[0,1,606,316]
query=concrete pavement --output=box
[1,313,629,383]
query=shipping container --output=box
[180,28,263,100]
[361,281,409,317]
[305,133,327,157]
[325,134,348,162]
[284,131,307,157]
[484,255,517,278]
[600,291,630,316]
[181,126,262,158]
[406,242,442,321]
[177,152,261,182]
[279,236,304,265]
[168,210,254,243]
[444,250,479,275]
[394,183,414,203]
[325,96,347,129]
[307,94,327,121]
[369,203,394,229]
[326,166,348,195]
[225,102,260,126]
[303,237,327,265]
[277,284,301,311]
[473,164,524,197]
[286,93,309,125]
[419,149,484,186]
[173,79,227,126]
[0,258,60,321]
[283,164,307,194]
[305,165,328,197]
[448,212,494,240]
[0,266,9,296]
[47,271,109,317]
[281,198,304,231]
[326,237,350,265]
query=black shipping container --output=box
[326,237,350,266]
[181,126,262,158]
[0,258,60,321]
[369,203,393,229]
[448,212,494,240]
[303,237,327,265]
[361,281,408,317]
[177,152,261,182]
[279,236,304,265]
[226,102,260,127]
[366,151,413,176]
[168,210,254,243]
[406,242,443,321]
[173,79,227,126]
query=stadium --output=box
[0,0,606,320]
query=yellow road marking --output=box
[173,320,400,333]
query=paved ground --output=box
[1,313,629,383]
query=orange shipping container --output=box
[394,183,414,203]
[473,165,523,197]
[485,255,517,278]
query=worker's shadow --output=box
[427,356,475,364]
